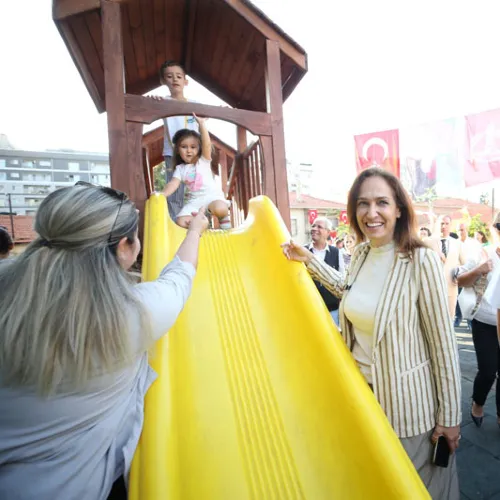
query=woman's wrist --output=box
[187,228,202,238]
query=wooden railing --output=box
[227,140,264,227]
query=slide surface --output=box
[129,194,429,500]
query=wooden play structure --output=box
[52,0,307,228]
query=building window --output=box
[0,159,5,168]
[22,160,35,168]
[8,159,19,166]
[291,218,298,237]
[68,162,80,172]
[90,162,110,174]
[10,172,20,179]
[65,174,80,182]
[91,174,111,186]
[39,160,52,167]
[0,172,5,181]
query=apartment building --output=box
[0,148,110,215]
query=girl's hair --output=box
[475,230,488,244]
[172,128,202,166]
[0,185,152,395]
[0,226,13,255]
[347,167,425,257]
[172,128,219,175]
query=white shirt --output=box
[461,237,483,264]
[343,242,396,383]
[162,97,199,157]
[307,242,345,276]
[173,157,224,202]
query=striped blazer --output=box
[308,242,462,438]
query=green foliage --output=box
[468,214,490,239]
[415,187,438,208]
[479,192,490,206]
[153,162,166,192]
[335,222,351,238]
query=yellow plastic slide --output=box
[129,194,429,500]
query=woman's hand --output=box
[432,424,461,453]
[281,240,313,264]
[188,207,209,236]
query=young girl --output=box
[162,114,231,229]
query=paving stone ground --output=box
[455,324,500,500]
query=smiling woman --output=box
[281,167,462,498]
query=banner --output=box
[354,129,400,177]
[339,210,348,224]
[464,109,500,187]
[308,209,318,225]
[399,117,463,198]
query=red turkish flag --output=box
[308,209,318,225]
[339,210,348,224]
[465,109,500,187]
[354,129,400,177]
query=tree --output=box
[335,222,351,238]
[479,192,490,206]
[415,186,438,212]
[468,214,490,239]
[153,162,166,192]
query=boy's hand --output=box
[192,113,206,125]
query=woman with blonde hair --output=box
[282,168,461,498]
[0,183,208,499]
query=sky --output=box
[1,0,500,201]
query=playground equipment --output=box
[129,193,429,499]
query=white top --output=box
[162,97,199,157]
[463,246,500,325]
[485,250,500,309]
[307,242,345,276]
[461,237,483,264]
[343,241,396,383]
[174,157,225,203]
[0,256,195,500]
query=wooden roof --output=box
[53,0,308,113]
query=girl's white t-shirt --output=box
[173,157,224,202]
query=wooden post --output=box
[236,126,249,215]
[265,39,291,230]
[101,0,128,193]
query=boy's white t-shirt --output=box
[162,97,199,157]
[173,157,224,202]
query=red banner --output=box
[339,210,348,224]
[354,129,400,177]
[465,109,500,187]
[308,209,318,225]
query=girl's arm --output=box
[193,114,211,161]
[162,177,181,197]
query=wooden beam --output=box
[259,135,276,205]
[101,0,128,192]
[56,21,105,112]
[219,151,228,196]
[265,39,290,229]
[53,0,100,21]
[183,0,198,73]
[142,125,164,147]
[209,133,237,159]
[222,0,307,71]
[124,94,273,136]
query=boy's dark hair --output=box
[172,129,219,176]
[0,226,13,254]
[159,60,186,82]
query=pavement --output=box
[455,324,500,500]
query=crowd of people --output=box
[0,58,499,500]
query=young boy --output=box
[153,61,201,220]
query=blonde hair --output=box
[0,185,152,395]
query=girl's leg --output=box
[176,215,192,229]
[208,200,231,229]
[471,319,498,414]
